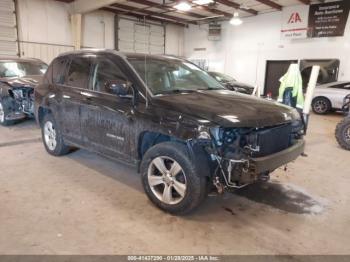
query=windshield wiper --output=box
[197,87,224,91]
[156,89,197,95]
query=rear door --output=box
[57,55,92,144]
[80,54,137,161]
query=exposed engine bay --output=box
[199,121,304,192]
[9,87,35,117]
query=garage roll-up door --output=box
[0,0,18,56]
[117,17,164,54]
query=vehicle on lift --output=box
[35,50,305,215]
[312,81,350,114]
[335,94,350,150]
[0,57,47,126]
[208,71,254,95]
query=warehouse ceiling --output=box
[55,0,327,26]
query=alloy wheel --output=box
[44,121,57,151]
[314,100,327,113]
[147,156,187,205]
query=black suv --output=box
[35,50,305,214]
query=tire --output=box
[335,117,350,151]
[0,97,16,126]
[41,113,70,156]
[312,97,331,115]
[140,142,208,215]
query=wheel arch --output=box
[37,106,53,126]
[137,131,212,178]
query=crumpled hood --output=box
[0,75,42,89]
[152,89,297,128]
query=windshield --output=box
[209,72,236,83]
[0,61,48,78]
[127,57,224,95]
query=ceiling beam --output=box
[69,0,125,14]
[195,5,233,18]
[215,0,258,15]
[255,0,282,11]
[297,0,311,4]
[128,0,206,19]
[102,7,187,26]
[110,3,196,24]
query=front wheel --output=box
[0,97,15,126]
[140,142,207,215]
[41,114,71,156]
[335,118,350,151]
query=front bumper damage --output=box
[209,139,305,191]
[194,121,305,191]
[249,139,305,174]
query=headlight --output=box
[291,108,302,121]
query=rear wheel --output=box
[312,97,331,115]
[335,118,350,151]
[41,114,70,156]
[140,142,207,215]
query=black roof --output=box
[57,49,185,62]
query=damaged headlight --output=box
[197,125,211,140]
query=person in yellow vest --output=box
[277,64,304,111]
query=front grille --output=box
[253,124,292,157]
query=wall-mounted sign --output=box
[281,1,350,39]
[308,1,350,38]
[281,5,310,39]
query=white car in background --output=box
[312,81,350,114]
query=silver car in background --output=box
[312,81,350,114]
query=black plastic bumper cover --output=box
[250,139,305,173]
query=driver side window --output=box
[92,57,129,95]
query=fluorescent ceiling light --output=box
[193,0,214,5]
[230,12,243,26]
[174,1,192,11]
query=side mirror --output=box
[106,80,133,98]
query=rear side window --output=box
[65,56,91,89]
[51,57,69,84]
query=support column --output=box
[71,14,82,50]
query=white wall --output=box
[16,0,185,63]
[16,0,115,63]
[184,11,350,90]
[82,11,115,49]
[165,24,184,56]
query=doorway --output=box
[264,60,298,98]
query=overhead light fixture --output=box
[174,1,192,11]
[193,0,214,5]
[229,12,243,26]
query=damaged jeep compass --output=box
[35,50,305,214]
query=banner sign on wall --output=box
[281,5,310,39]
[281,1,350,40]
[308,1,350,38]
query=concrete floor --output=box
[0,114,349,255]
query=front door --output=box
[80,54,137,162]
